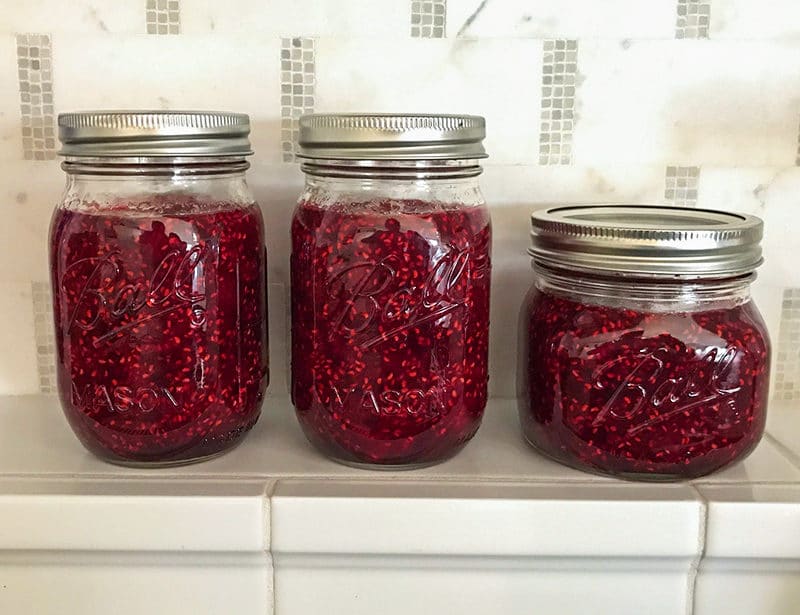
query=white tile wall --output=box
[0,0,798,401]
[0,552,271,615]
[274,561,693,615]
[694,484,800,615]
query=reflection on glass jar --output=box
[518,205,770,480]
[291,114,491,468]
[51,111,268,466]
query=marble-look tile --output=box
[711,0,800,40]
[767,401,800,464]
[313,37,542,165]
[574,41,800,167]
[248,161,304,285]
[0,1,142,34]
[180,0,408,36]
[696,166,800,295]
[0,161,63,282]
[0,283,40,395]
[51,34,282,163]
[446,0,676,39]
[0,35,23,162]
[690,437,800,484]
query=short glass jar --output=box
[50,111,269,466]
[291,113,492,468]
[518,205,770,480]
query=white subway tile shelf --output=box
[0,395,798,615]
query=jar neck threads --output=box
[534,263,754,312]
[300,158,482,180]
[61,156,250,177]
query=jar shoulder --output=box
[524,286,770,356]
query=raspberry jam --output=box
[291,199,491,467]
[50,199,268,465]
[518,286,770,479]
[521,205,770,480]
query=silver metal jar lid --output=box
[297,113,487,160]
[58,111,253,157]
[529,205,764,278]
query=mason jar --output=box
[51,111,269,466]
[290,113,492,468]
[518,205,770,480]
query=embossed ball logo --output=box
[326,248,471,348]
[591,346,742,435]
[63,245,207,346]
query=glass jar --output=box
[51,111,269,466]
[291,113,492,468]
[518,205,770,480]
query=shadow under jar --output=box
[50,111,269,466]
[291,113,492,469]
[518,205,770,481]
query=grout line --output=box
[263,480,276,615]
[262,480,275,551]
[0,471,619,484]
[685,484,708,615]
[4,469,800,487]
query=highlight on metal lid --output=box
[58,110,253,157]
[529,204,764,279]
[297,113,487,160]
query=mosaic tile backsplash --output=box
[0,0,798,401]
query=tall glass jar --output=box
[518,205,770,480]
[51,111,269,466]
[291,114,492,468]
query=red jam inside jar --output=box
[519,206,771,480]
[291,198,491,467]
[519,284,770,479]
[51,198,268,465]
